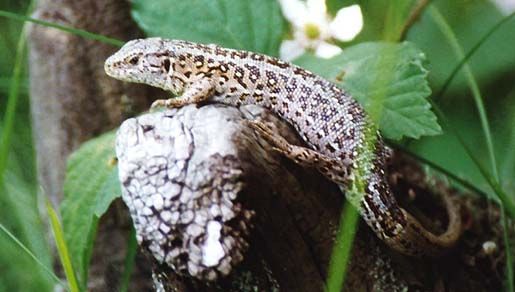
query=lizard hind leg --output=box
[247,120,350,185]
[250,119,462,257]
[151,77,217,109]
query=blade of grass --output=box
[429,100,515,216]
[435,11,515,100]
[430,100,515,291]
[500,91,515,178]
[325,38,398,290]
[325,202,360,292]
[46,200,80,292]
[0,10,123,47]
[383,0,413,41]
[0,223,63,285]
[119,227,138,292]
[0,10,27,188]
[424,90,515,291]
[424,10,512,288]
[399,0,431,41]
[0,76,28,93]
[429,5,499,183]
[0,3,58,290]
[390,141,491,198]
[429,6,499,182]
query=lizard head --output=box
[105,38,179,93]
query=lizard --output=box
[105,37,461,257]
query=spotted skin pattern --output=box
[105,38,461,257]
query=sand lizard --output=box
[105,37,461,257]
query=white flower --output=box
[493,0,515,14]
[278,0,363,61]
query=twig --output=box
[399,0,431,40]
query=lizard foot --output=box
[150,98,188,110]
[246,120,291,154]
[247,119,350,184]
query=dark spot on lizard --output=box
[325,143,336,153]
[162,59,171,72]
[142,125,154,132]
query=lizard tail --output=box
[350,139,462,257]
[382,190,462,257]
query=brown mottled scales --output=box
[105,38,461,258]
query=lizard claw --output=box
[246,120,290,152]
[150,98,187,110]
[150,99,167,111]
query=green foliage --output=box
[339,0,415,44]
[405,5,515,214]
[119,228,138,292]
[60,131,119,288]
[0,2,28,77]
[295,42,440,140]
[431,3,502,197]
[0,1,53,291]
[0,223,61,284]
[411,94,515,200]
[325,203,359,292]
[382,0,415,41]
[0,160,54,291]
[408,0,515,93]
[407,6,515,289]
[131,0,286,56]
[0,88,54,288]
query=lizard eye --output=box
[128,56,139,65]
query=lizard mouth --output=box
[104,55,121,79]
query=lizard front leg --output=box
[247,120,350,185]
[151,77,217,109]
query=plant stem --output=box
[435,11,515,100]
[0,10,123,46]
[430,6,499,183]
[399,0,431,40]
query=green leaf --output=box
[60,131,121,287]
[295,42,441,140]
[131,0,285,55]
[429,5,499,185]
[407,0,515,93]
[411,92,515,200]
[94,166,121,217]
[119,227,137,292]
